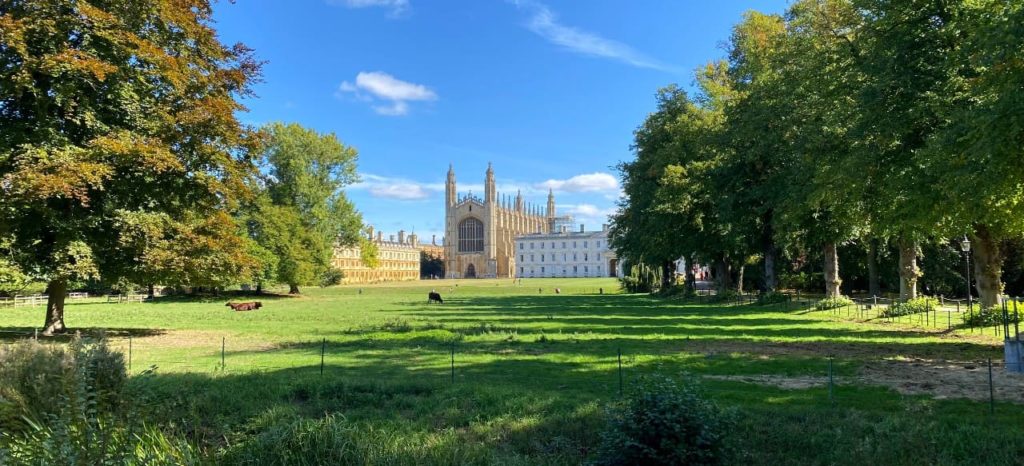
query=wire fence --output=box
[1,326,1021,417]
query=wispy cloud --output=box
[328,0,409,17]
[349,173,444,200]
[510,0,678,72]
[336,71,437,116]
[536,172,618,193]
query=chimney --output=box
[377,232,383,242]
[579,224,585,233]
[409,233,418,247]
[367,226,375,240]
[432,234,437,245]
[389,234,395,243]
[602,224,608,232]
[398,230,406,244]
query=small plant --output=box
[756,291,789,305]
[962,307,1020,327]
[591,375,734,466]
[882,297,937,318]
[814,295,854,311]
[379,318,414,333]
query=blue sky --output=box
[213,0,788,242]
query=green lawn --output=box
[2,279,1022,464]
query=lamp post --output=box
[961,236,973,317]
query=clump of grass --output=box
[379,318,414,333]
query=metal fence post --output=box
[618,347,624,397]
[988,358,995,415]
[320,338,326,376]
[828,356,834,406]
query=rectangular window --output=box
[520,255,524,262]
[563,253,567,261]
[551,242,555,249]
[573,253,577,261]
[584,265,588,273]
[584,241,588,248]
[531,255,534,261]
[597,241,601,248]
[541,255,544,262]
[541,267,545,273]
[530,243,534,249]
[520,243,524,249]
[520,267,524,274]
[573,241,576,248]
[562,242,566,248]
[584,253,588,261]
[541,242,545,249]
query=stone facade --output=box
[332,228,421,284]
[444,164,568,278]
[514,225,621,278]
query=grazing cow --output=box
[428,292,444,304]
[226,301,263,311]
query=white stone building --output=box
[514,225,620,278]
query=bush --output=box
[814,296,854,311]
[320,268,344,287]
[882,297,937,318]
[708,289,740,303]
[962,306,1020,327]
[0,336,194,465]
[591,375,734,466]
[756,291,789,305]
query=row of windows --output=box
[519,265,601,275]
[520,240,602,250]
[519,253,601,263]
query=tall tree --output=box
[256,122,364,294]
[0,0,261,334]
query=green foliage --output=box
[709,289,741,303]
[961,307,1020,327]
[756,291,789,305]
[619,262,660,293]
[592,375,734,466]
[882,298,938,318]
[814,296,854,311]
[320,268,344,287]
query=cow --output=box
[226,301,263,311]
[428,291,444,304]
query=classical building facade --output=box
[444,164,568,278]
[514,225,621,278]
[332,228,421,284]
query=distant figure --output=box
[226,301,262,312]
[599,288,604,295]
[428,291,444,304]
[358,288,362,295]
[538,288,543,294]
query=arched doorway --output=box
[466,263,476,278]
[608,259,618,278]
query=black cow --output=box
[428,292,444,304]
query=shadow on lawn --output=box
[0,326,166,342]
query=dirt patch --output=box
[705,360,1024,403]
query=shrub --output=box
[708,289,740,303]
[591,375,734,466]
[814,296,854,311]
[961,306,1020,327]
[882,297,937,318]
[756,291,789,305]
[0,336,194,465]
[320,268,344,287]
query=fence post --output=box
[828,356,834,406]
[988,358,995,416]
[320,338,326,376]
[128,336,133,374]
[221,337,225,371]
[618,347,624,397]
[450,342,455,384]
[1014,298,1020,341]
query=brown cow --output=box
[226,301,263,311]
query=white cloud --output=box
[349,173,443,201]
[337,71,437,116]
[329,0,409,16]
[510,0,677,72]
[537,172,618,193]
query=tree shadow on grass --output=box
[0,326,166,342]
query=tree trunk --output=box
[762,214,777,292]
[147,284,155,299]
[714,256,732,293]
[823,242,841,297]
[256,282,263,294]
[42,279,68,336]
[867,239,881,297]
[971,224,1003,309]
[661,260,675,290]
[897,237,920,300]
[289,284,300,294]
[736,264,745,294]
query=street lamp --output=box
[961,236,973,315]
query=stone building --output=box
[444,164,569,278]
[332,227,420,284]
[514,224,621,278]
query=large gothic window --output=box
[458,218,484,252]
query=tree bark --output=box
[735,264,745,294]
[256,282,263,294]
[42,279,68,336]
[971,224,1003,309]
[823,242,841,297]
[867,239,881,297]
[289,284,300,294]
[897,237,920,300]
[714,256,732,293]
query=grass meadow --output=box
[2,278,1023,464]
